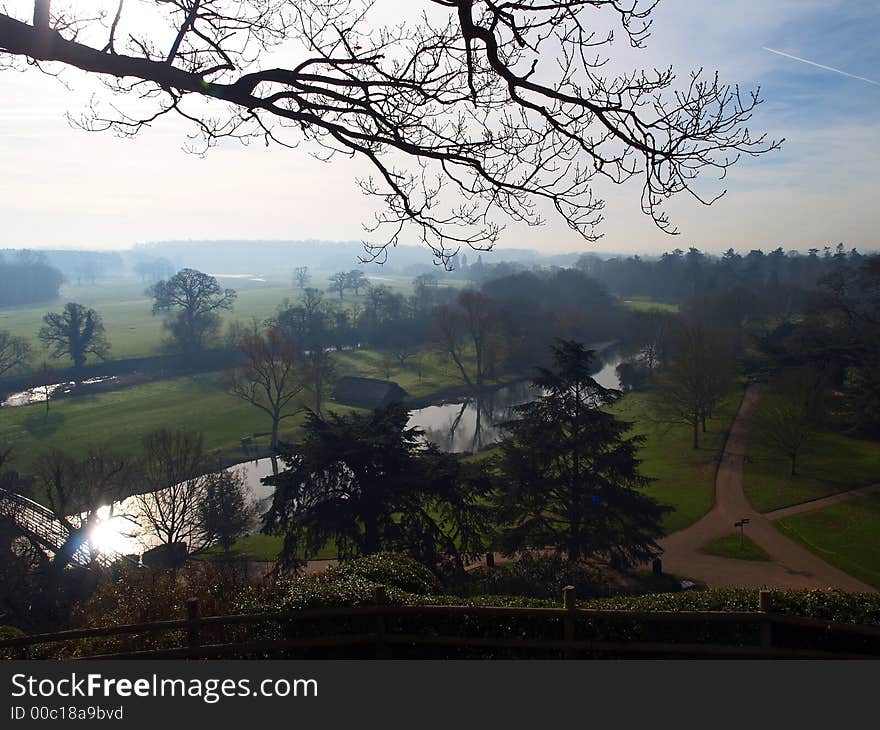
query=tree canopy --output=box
[0,2,778,263]
[38,302,110,374]
[150,268,237,352]
[264,402,491,571]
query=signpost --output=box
[734,517,751,549]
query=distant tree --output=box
[150,268,237,353]
[495,341,666,565]
[39,303,110,375]
[377,351,396,380]
[300,349,336,417]
[328,272,348,301]
[652,320,736,449]
[265,403,491,570]
[273,289,329,351]
[345,270,369,296]
[0,330,31,378]
[197,469,255,554]
[228,328,306,451]
[431,290,500,391]
[293,266,310,290]
[752,368,825,476]
[135,429,210,557]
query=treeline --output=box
[577,244,866,313]
[0,252,63,308]
[256,266,629,382]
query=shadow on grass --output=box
[22,411,66,437]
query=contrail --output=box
[763,47,880,87]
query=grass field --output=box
[744,409,880,513]
[0,341,479,477]
[701,532,770,562]
[775,494,880,590]
[0,373,315,477]
[620,298,679,314]
[0,272,436,368]
[609,390,741,535]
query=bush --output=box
[466,554,611,599]
[330,553,442,595]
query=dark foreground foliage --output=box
[5,554,880,659]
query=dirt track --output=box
[657,387,876,593]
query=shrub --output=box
[466,554,611,599]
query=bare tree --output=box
[652,320,736,449]
[328,272,348,301]
[0,2,778,264]
[431,290,500,391]
[228,327,306,451]
[0,330,31,378]
[752,368,825,477]
[35,444,135,567]
[301,348,336,417]
[150,268,237,353]
[135,429,210,555]
[292,266,310,290]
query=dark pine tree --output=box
[263,402,490,571]
[495,340,668,567]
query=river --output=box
[75,350,624,558]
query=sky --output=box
[0,0,878,259]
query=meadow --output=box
[0,271,426,366]
[775,494,880,590]
[610,390,741,535]
[744,405,880,513]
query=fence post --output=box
[758,589,773,651]
[374,585,388,659]
[563,585,576,659]
[186,597,201,655]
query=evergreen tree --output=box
[264,403,490,571]
[495,340,667,566]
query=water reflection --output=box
[85,458,278,557]
[61,353,624,558]
[2,376,118,408]
[407,352,623,453]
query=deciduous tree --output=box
[38,302,110,375]
[150,268,236,353]
[228,327,306,451]
[0,2,778,264]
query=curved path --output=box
[657,387,876,593]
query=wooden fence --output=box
[2,588,880,660]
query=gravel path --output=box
[657,387,876,592]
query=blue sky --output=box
[0,0,877,256]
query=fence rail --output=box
[2,588,879,660]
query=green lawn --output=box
[775,495,880,590]
[201,533,338,562]
[0,341,476,477]
[0,372,327,478]
[609,391,741,535]
[701,532,771,562]
[744,412,880,513]
[620,298,679,314]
